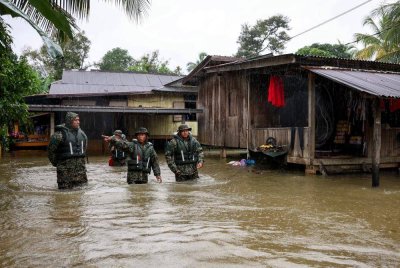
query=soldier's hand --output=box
[102,135,112,143]
[156,175,162,183]
[197,162,203,169]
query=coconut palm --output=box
[0,0,150,57]
[354,4,400,63]
[186,52,208,73]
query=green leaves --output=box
[296,43,355,58]
[236,15,290,58]
[98,47,134,72]
[0,0,66,58]
[186,52,207,73]
[98,48,180,75]
[0,0,150,59]
[354,2,400,63]
[0,47,42,128]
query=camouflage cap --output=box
[65,112,79,128]
[65,112,79,121]
[177,124,192,132]
[135,127,149,136]
[114,130,123,135]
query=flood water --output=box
[0,150,399,267]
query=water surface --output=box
[0,151,399,267]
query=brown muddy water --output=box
[0,150,399,267]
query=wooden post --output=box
[220,148,227,158]
[372,98,381,187]
[308,72,316,166]
[50,113,55,135]
[246,75,250,159]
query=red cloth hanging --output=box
[267,76,275,103]
[389,98,400,112]
[380,99,386,111]
[268,75,285,107]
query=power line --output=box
[289,0,373,40]
[343,22,400,46]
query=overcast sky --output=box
[4,0,395,73]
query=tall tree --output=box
[186,52,207,73]
[128,50,178,75]
[371,1,400,48]
[0,23,42,149]
[236,15,290,58]
[296,43,355,58]
[0,0,150,57]
[98,47,134,71]
[23,31,91,79]
[354,3,400,63]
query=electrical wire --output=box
[343,21,400,45]
[289,0,373,40]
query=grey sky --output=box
[4,0,394,73]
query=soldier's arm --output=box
[47,131,63,167]
[150,149,161,176]
[82,131,88,151]
[195,140,204,163]
[165,140,179,173]
[194,140,204,168]
[110,136,132,153]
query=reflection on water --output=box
[0,151,399,267]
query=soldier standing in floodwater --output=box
[108,130,128,166]
[103,127,162,184]
[48,112,88,189]
[165,124,204,181]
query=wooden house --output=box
[183,54,400,184]
[25,70,201,154]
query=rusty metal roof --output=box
[28,104,203,114]
[49,70,183,96]
[307,67,400,98]
[152,86,198,93]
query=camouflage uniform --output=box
[48,112,88,189]
[165,125,204,181]
[109,130,127,166]
[110,128,161,184]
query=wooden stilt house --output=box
[183,54,400,184]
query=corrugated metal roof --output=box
[307,67,400,98]
[49,70,183,96]
[152,86,198,93]
[201,54,400,75]
[28,104,203,114]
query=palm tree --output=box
[354,4,400,63]
[0,0,150,58]
[186,52,208,73]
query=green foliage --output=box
[0,0,150,58]
[296,43,355,58]
[98,47,134,71]
[354,2,400,63]
[99,49,181,75]
[236,15,290,58]
[0,17,12,50]
[128,50,177,74]
[186,52,208,73]
[0,42,42,146]
[22,31,91,80]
